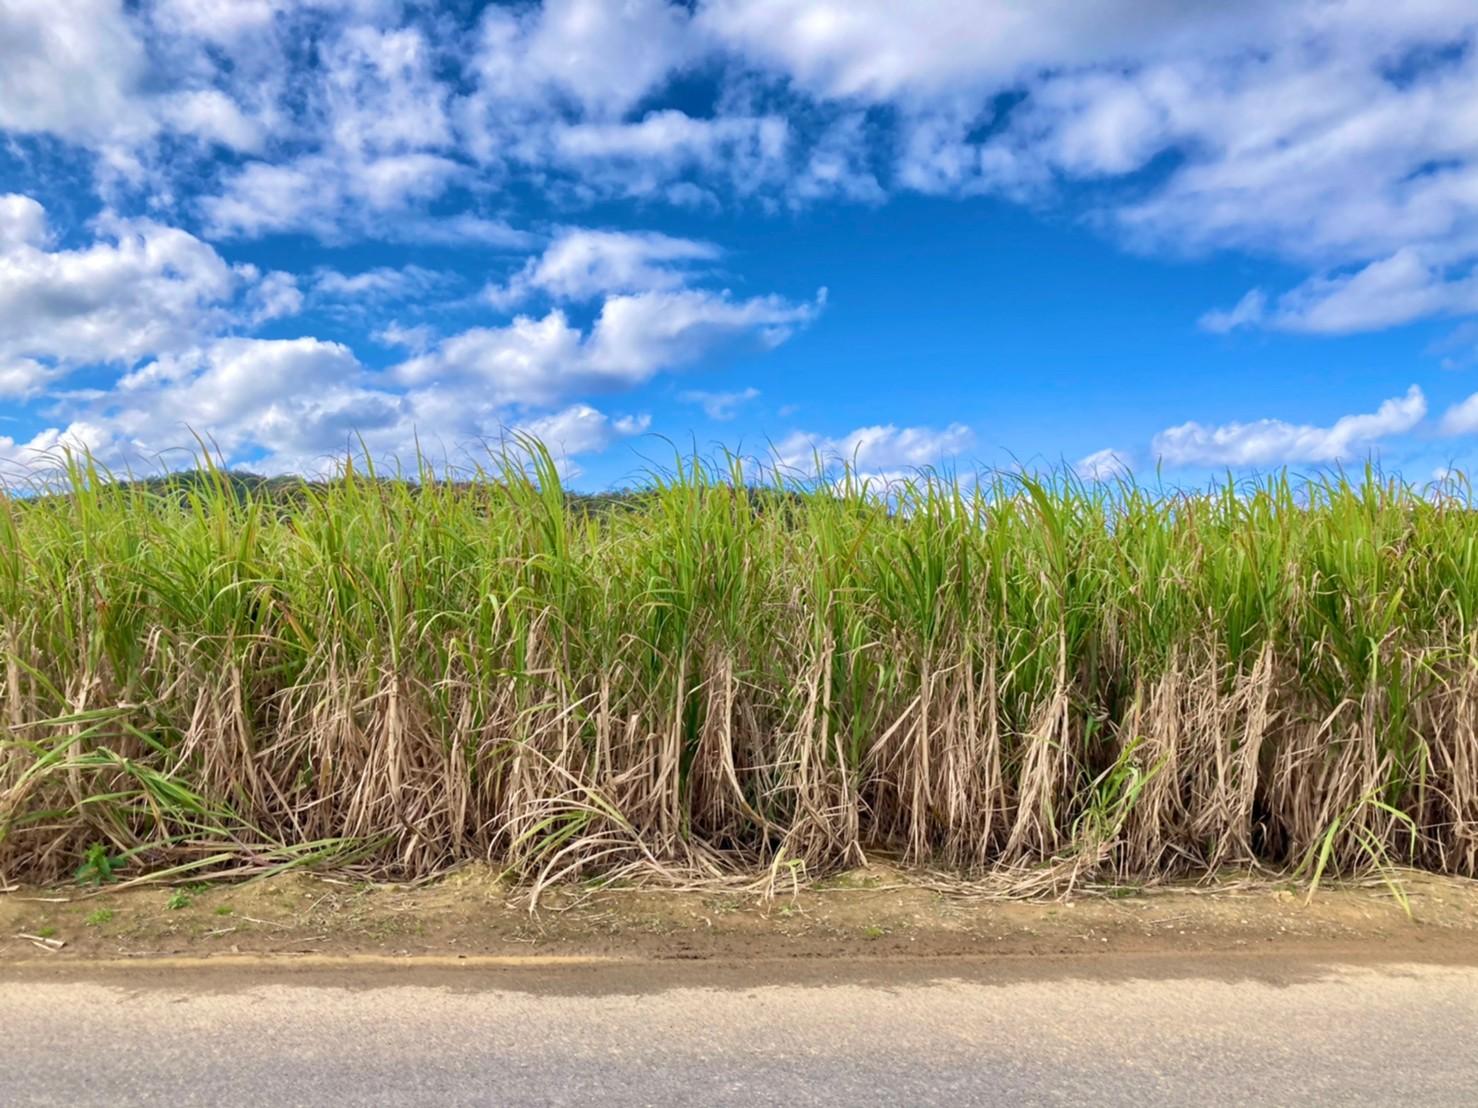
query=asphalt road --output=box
[4,953,1477,1105]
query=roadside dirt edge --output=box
[4,864,1476,969]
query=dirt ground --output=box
[4,865,1478,966]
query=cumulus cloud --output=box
[0,0,277,157]
[0,359,62,401]
[114,337,370,443]
[487,229,720,307]
[199,146,532,245]
[0,194,50,250]
[0,338,372,475]
[542,112,793,201]
[0,186,811,481]
[181,16,503,239]
[693,0,1240,102]
[0,197,242,383]
[467,0,697,122]
[147,0,283,44]
[246,271,304,323]
[15,1,1478,338]
[200,153,471,241]
[5,2,1478,265]
[2,337,648,479]
[1152,386,1427,467]
[399,288,823,407]
[319,23,455,159]
[512,404,651,477]
[372,322,437,353]
[0,0,154,145]
[769,421,975,480]
[1075,448,1133,481]
[451,2,794,204]
[694,2,1478,331]
[156,89,268,153]
[1203,252,1478,335]
[10,1,1478,483]
[1439,392,1478,437]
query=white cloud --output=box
[466,0,697,122]
[694,0,1190,102]
[487,229,720,307]
[319,24,454,159]
[789,113,886,204]
[387,214,534,249]
[770,421,975,479]
[1204,251,1478,335]
[147,0,283,44]
[0,420,120,480]
[0,0,271,157]
[583,287,821,386]
[394,312,583,405]
[1075,448,1133,481]
[0,358,62,401]
[157,88,267,153]
[0,198,241,379]
[115,336,366,429]
[691,2,1478,332]
[199,143,531,245]
[1199,289,1268,335]
[1109,54,1478,265]
[0,194,51,250]
[17,0,1478,339]
[1439,392,1478,436]
[399,287,821,407]
[511,404,651,477]
[201,153,467,240]
[3,336,647,478]
[679,386,760,421]
[372,322,436,352]
[1152,386,1427,467]
[153,12,496,239]
[200,159,346,239]
[0,0,153,144]
[247,271,304,323]
[1,338,374,475]
[8,0,1478,303]
[14,1,1478,487]
[313,265,449,301]
[543,111,792,199]
[452,2,785,206]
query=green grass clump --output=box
[1,444,1476,892]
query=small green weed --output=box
[74,843,125,886]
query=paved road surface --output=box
[4,953,1476,1105]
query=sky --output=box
[5,0,1478,489]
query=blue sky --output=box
[4,1,1478,488]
